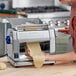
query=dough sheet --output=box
[27,42,45,68]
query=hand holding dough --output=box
[33,55,45,68]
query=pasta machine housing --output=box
[6,18,55,67]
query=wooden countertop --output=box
[0,57,76,76]
[0,13,17,17]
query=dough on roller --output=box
[27,42,45,68]
[33,55,45,68]
[0,63,7,70]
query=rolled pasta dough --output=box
[27,42,45,68]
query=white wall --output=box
[55,0,71,10]
[12,0,54,8]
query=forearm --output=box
[58,27,70,34]
[46,51,76,61]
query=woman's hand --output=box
[27,49,32,57]
[59,0,76,3]
[27,49,50,61]
[58,27,70,34]
[42,52,50,61]
[59,0,71,3]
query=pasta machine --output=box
[6,18,56,67]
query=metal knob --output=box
[6,36,11,44]
[0,3,5,9]
[64,20,70,26]
[55,21,61,26]
[49,21,53,27]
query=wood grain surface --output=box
[0,57,76,76]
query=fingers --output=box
[42,52,50,61]
[65,27,69,29]
[27,49,31,56]
[27,49,50,61]
[58,29,69,32]
[58,28,70,34]
[59,0,71,3]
